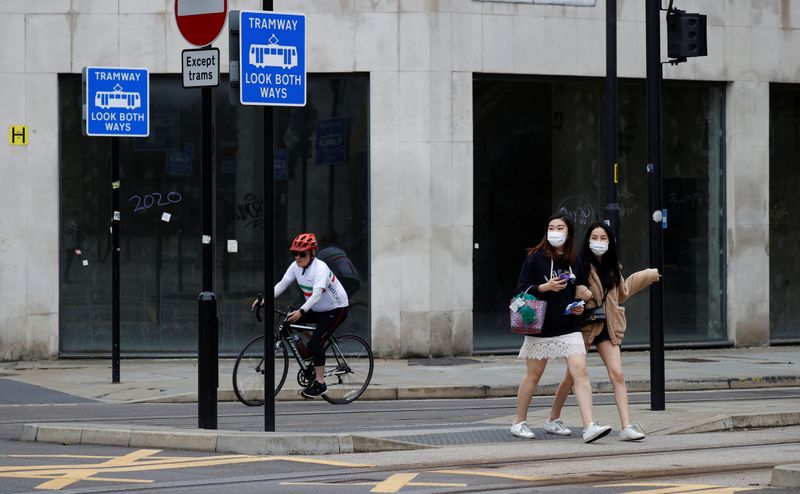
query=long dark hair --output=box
[527,213,578,266]
[580,221,622,290]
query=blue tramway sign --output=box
[239,10,306,106]
[83,66,150,137]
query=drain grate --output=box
[408,358,481,366]
[385,427,581,446]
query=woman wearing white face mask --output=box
[545,222,661,441]
[511,214,613,444]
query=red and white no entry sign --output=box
[175,0,228,47]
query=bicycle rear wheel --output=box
[232,335,289,406]
[321,334,373,404]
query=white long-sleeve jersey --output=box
[274,258,349,313]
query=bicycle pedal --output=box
[298,390,314,400]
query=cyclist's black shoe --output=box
[301,381,327,397]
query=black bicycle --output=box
[232,300,374,406]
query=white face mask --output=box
[547,231,567,248]
[589,241,609,256]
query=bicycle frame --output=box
[279,317,314,370]
[278,314,351,380]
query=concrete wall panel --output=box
[72,14,119,69]
[0,14,25,71]
[26,15,71,73]
[726,81,770,346]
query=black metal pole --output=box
[301,155,307,230]
[328,165,335,231]
[201,85,214,293]
[328,81,340,231]
[198,54,218,429]
[646,0,665,411]
[263,0,276,433]
[111,136,120,384]
[604,0,621,243]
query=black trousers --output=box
[294,307,348,366]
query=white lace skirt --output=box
[518,332,586,361]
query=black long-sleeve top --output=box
[515,250,587,337]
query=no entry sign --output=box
[175,0,228,47]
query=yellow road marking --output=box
[371,473,420,493]
[0,454,371,474]
[36,472,152,490]
[280,479,468,491]
[101,449,160,466]
[433,468,545,481]
[282,482,379,487]
[280,468,545,491]
[33,450,161,490]
[0,450,371,490]
[696,489,759,494]
[0,454,263,473]
[9,455,122,459]
[2,472,152,483]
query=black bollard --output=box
[198,291,218,429]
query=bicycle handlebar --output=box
[251,294,291,322]
[253,294,263,322]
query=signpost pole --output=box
[233,4,305,432]
[111,136,120,384]
[84,66,149,384]
[605,0,621,246]
[646,0,666,411]
[198,45,219,430]
[173,0,227,431]
[263,0,276,434]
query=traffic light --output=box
[228,10,240,105]
[667,10,707,60]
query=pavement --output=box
[3,345,800,485]
[2,346,797,404]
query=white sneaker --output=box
[582,422,612,443]
[543,418,572,436]
[619,424,646,441]
[510,421,536,439]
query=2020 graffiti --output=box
[129,192,182,214]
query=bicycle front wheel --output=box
[232,335,289,406]
[321,334,373,405]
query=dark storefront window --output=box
[474,76,725,351]
[59,74,370,356]
[769,85,800,342]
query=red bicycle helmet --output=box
[290,233,317,252]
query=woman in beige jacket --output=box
[543,222,660,441]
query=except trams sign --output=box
[182,47,220,88]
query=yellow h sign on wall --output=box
[9,125,28,146]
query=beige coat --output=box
[579,265,660,346]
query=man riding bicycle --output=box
[253,233,349,397]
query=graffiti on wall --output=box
[235,193,264,230]
[556,195,595,226]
